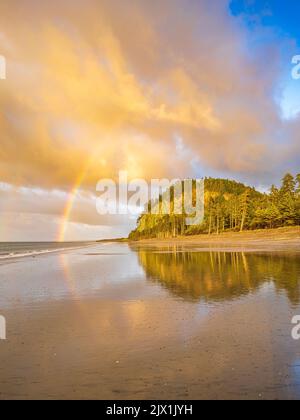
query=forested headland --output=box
[129,173,300,240]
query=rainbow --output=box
[57,152,100,242]
[58,170,87,242]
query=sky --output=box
[0,0,300,241]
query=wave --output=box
[0,244,92,260]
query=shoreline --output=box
[0,242,95,262]
[128,226,300,252]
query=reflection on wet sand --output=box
[134,247,300,305]
[1,243,300,399]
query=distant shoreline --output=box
[96,238,128,243]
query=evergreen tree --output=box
[129,174,300,240]
[296,174,300,195]
[281,173,296,195]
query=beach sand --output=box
[130,226,300,253]
[0,237,300,400]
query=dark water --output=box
[0,243,300,399]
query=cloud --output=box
[0,187,137,241]
[0,183,136,234]
[0,0,299,239]
[0,0,298,190]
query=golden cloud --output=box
[0,0,298,193]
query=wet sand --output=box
[0,242,300,400]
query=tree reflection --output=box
[133,247,300,305]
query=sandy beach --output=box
[0,237,300,400]
[1,0,300,404]
[130,227,300,252]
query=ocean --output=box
[0,241,93,260]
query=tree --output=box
[240,189,250,232]
[279,174,297,226]
[281,173,296,195]
[129,175,300,240]
[296,174,300,195]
